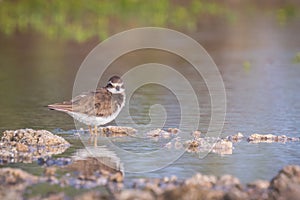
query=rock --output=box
[0,168,40,200]
[212,139,233,155]
[185,173,216,188]
[174,140,183,150]
[247,133,299,143]
[247,180,270,200]
[160,185,224,200]
[74,190,112,200]
[44,167,57,177]
[213,139,233,150]
[247,180,269,190]
[164,137,183,150]
[191,174,247,200]
[186,140,200,148]
[1,129,69,146]
[216,174,242,190]
[0,129,70,164]
[192,130,202,138]
[0,167,39,185]
[147,129,170,138]
[100,126,136,137]
[110,171,124,183]
[223,187,249,200]
[16,143,29,152]
[269,165,300,200]
[118,190,156,200]
[167,128,180,134]
[145,182,163,195]
[66,155,124,188]
[227,132,244,142]
[184,137,233,155]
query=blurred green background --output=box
[0,0,299,42]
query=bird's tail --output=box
[47,103,72,112]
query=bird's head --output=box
[106,76,125,94]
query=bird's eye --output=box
[108,83,113,88]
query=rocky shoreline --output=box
[0,165,299,199]
[0,128,300,199]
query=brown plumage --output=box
[48,88,123,117]
[47,76,125,128]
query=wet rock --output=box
[16,143,29,152]
[100,126,136,137]
[213,142,233,155]
[1,129,69,146]
[118,189,156,200]
[0,129,70,164]
[63,154,124,189]
[110,171,124,183]
[167,128,180,134]
[0,167,39,185]
[192,130,202,138]
[164,137,182,150]
[223,187,249,200]
[216,174,242,190]
[187,140,200,148]
[147,129,171,139]
[44,167,57,177]
[182,173,247,200]
[67,156,123,179]
[0,168,40,200]
[1,164,300,200]
[247,180,269,190]
[247,180,270,200]
[74,190,112,200]
[37,157,72,167]
[213,139,233,155]
[185,173,216,188]
[226,132,244,142]
[269,165,300,200]
[185,138,233,155]
[247,133,299,143]
[160,185,224,200]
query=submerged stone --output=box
[100,126,136,137]
[247,133,299,143]
[184,138,233,155]
[226,132,244,142]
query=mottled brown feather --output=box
[48,88,124,118]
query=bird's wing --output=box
[92,88,116,117]
[48,88,116,117]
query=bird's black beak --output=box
[116,86,120,91]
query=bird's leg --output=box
[94,125,98,136]
[94,134,98,147]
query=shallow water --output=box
[0,15,300,184]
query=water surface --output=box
[0,15,300,184]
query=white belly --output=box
[67,106,122,126]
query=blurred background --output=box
[0,0,300,183]
[0,0,299,130]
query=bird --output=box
[48,76,125,135]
